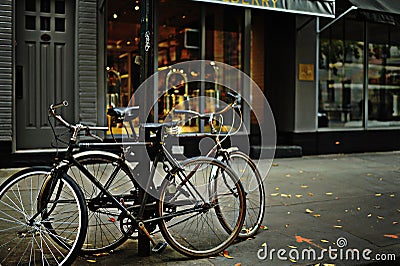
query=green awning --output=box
[192,0,335,17]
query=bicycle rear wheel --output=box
[0,167,87,265]
[158,157,246,257]
[69,151,138,254]
[225,151,265,238]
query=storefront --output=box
[305,0,400,153]
[101,0,335,156]
[4,1,399,159]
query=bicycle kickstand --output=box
[138,222,168,253]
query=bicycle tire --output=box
[223,151,265,238]
[158,157,246,257]
[68,151,138,254]
[0,167,87,265]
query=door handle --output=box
[16,65,23,99]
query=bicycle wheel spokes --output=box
[227,151,265,238]
[69,152,138,253]
[159,157,245,257]
[0,169,87,265]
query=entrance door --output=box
[16,0,74,149]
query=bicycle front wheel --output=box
[158,157,246,258]
[0,167,87,265]
[226,151,265,238]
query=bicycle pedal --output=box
[152,242,167,253]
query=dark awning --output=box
[192,0,335,17]
[348,0,400,25]
[348,0,400,15]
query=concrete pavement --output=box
[1,151,399,265]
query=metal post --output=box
[137,0,154,257]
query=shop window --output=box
[319,18,400,129]
[105,0,141,134]
[318,19,364,128]
[157,0,244,134]
[367,23,400,127]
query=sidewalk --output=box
[1,151,399,265]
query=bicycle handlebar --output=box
[173,92,240,118]
[48,101,108,141]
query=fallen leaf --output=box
[337,219,342,222]
[86,260,96,263]
[306,208,314,214]
[374,206,381,209]
[393,222,398,225]
[320,239,329,243]
[260,225,268,230]
[285,174,291,177]
[272,163,279,167]
[390,194,395,197]
[334,225,343,229]
[313,214,321,218]
[222,250,234,259]
[275,187,280,191]
[93,253,109,257]
[377,216,384,220]
[384,234,399,239]
[281,193,291,198]
[285,224,290,228]
[325,192,333,196]
[367,173,373,176]
[261,242,267,247]
[301,185,309,189]
[289,259,296,263]
[295,194,303,198]
[357,207,361,211]
[270,193,279,197]
[108,217,117,223]
[288,245,297,249]
[299,170,304,174]
[308,192,314,196]
[367,214,372,218]
[375,193,382,197]
[234,263,242,266]
[397,209,400,213]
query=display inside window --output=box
[157,0,244,134]
[319,19,400,129]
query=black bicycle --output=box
[0,101,246,264]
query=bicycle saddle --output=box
[107,106,139,121]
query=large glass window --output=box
[157,0,244,133]
[368,23,400,127]
[105,0,140,133]
[319,19,364,128]
[319,18,400,129]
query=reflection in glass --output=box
[318,19,364,128]
[367,23,400,127]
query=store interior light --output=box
[135,6,139,11]
[113,13,118,19]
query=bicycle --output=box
[0,105,89,266]
[171,92,266,238]
[0,101,247,262]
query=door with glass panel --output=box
[16,0,74,149]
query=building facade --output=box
[1,0,399,160]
